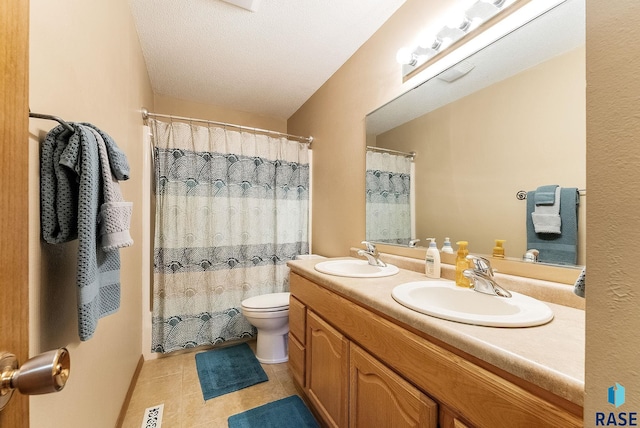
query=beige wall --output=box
[586,0,640,423]
[154,94,287,133]
[28,0,153,427]
[377,48,586,264]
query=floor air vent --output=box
[141,404,164,428]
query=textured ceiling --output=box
[130,0,407,120]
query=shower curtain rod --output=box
[366,145,416,160]
[141,108,313,144]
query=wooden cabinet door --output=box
[350,343,438,428]
[288,333,305,387]
[306,311,349,428]
[289,295,306,343]
[288,296,307,387]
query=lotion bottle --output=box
[441,237,454,254]
[425,238,441,278]
[455,241,471,287]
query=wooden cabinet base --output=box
[290,272,582,428]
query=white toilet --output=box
[241,292,291,364]
[241,255,325,364]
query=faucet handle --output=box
[466,254,494,276]
[361,241,376,253]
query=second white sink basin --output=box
[391,280,553,327]
[314,259,399,278]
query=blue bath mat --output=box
[228,395,319,428]
[195,343,268,401]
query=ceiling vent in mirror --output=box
[437,60,475,83]
[220,0,261,12]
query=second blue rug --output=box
[228,395,319,428]
[195,343,268,401]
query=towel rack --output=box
[516,189,586,200]
[29,111,74,132]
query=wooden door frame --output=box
[0,0,31,425]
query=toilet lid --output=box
[242,292,290,311]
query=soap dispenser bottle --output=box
[425,238,441,278]
[455,241,471,288]
[441,237,454,254]
[493,239,506,258]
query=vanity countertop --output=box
[287,257,585,407]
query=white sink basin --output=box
[391,280,553,327]
[314,259,399,278]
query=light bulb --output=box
[465,0,500,21]
[417,31,436,49]
[396,47,417,65]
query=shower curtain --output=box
[365,151,412,245]
[150,119,309,353]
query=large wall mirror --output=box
[366,0,585,269]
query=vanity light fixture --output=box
[397,0,566,81]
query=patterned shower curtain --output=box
[365,151,412,245]
[150,119,309,353]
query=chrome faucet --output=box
[358,241,387,267]
[463,255,512,298]
[408,239,421,248]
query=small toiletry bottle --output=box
[492,239,506,258]
[441,237,454,254]
[455,241,471,287]
[425,238,441,278]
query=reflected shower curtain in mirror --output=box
[366,151,412,245]
[150,119,309,353]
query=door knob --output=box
[0,348,70,411]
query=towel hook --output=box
[29,110,74,133]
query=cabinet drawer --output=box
[289,295,306,343]
[288,333,305,388]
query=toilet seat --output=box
[241,292,290,312]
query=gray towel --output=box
[89,128,134,251]
[40,123,131,341]
[526,187,579,265]
[534,184,559,205]
[531,187,561,234]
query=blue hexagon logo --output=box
[608,383,626,408]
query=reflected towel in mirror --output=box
[526,187,579,265]
[532,186,562,234]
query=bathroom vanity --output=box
[287,257,584,427]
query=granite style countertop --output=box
[287,257,585,407]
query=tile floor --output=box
[121,340,301,428]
